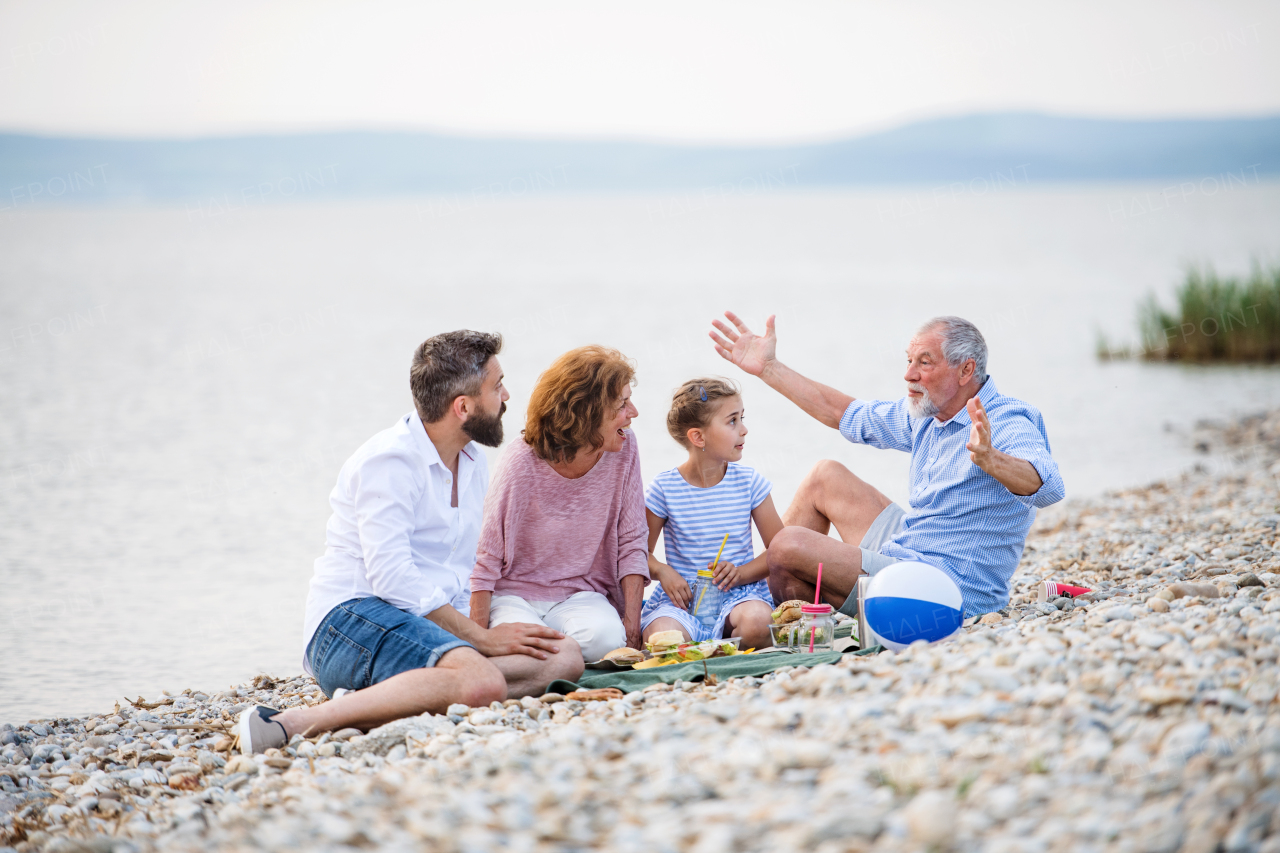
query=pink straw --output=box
[809,562,823,653]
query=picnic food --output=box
[644,630,687,655]
[636,638,746,668]
[601,647,644,664]
[771,599,806,624]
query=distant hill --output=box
[1,113,1277,205]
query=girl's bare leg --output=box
[642,617,691,643]
[724,599,773,648]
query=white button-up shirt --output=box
[302,410,489,672]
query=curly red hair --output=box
[524,345,636,464]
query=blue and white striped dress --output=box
[641,464,774,640]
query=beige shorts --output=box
[859,502,907,575]
[837,502,907,617]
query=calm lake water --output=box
[3,183,1280,723]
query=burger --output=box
[772,600,806,624]
[644,630,686,657]
[637,630,698,668]
[601,647,644,665]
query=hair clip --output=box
[698,385,707,402]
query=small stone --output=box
[168,771,201,790]
[566,688,625,702]
[1160,721,1211,765]
[904,790,957,846]
[467,709,500,726]
[1139,686,1193,706]
[445,704,469,717]
[1238,572,1263,588]
[1133,631,1172,649]
[331,727,363,742]
[1103,605,1134,622]
[979,613,1004,625]
[1167,582,1220,599]
[224,755,258,775]
[1147,598,1170,612]
[539,693,566,704]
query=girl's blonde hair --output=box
[666,377,740,448]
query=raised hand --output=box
[709,311,776,377]
[964,395,1044,495]
[965,396,994,467]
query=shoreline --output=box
[3,411,1279,852]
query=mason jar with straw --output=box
[689,533,729,634]
[805,561,834,653]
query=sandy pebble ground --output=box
[3,410,1280,853]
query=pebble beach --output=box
[3,410,1280,853]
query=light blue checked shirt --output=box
[839,377,1065,617]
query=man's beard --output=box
[463,401,507,447]
[906,384,939,419]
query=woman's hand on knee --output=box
[476,622,566,660]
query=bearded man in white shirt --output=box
[237,331,583,753]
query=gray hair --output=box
[410,330,503,423]
[918,316,988,384]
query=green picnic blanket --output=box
[547,645,884,695]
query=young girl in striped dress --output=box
[642,378,784,649]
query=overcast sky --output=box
[1,0,1276,142]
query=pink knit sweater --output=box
[471,430,649,616]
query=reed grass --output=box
[1098,263,1280,362]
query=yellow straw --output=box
[693,533,730,615]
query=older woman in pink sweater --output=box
[469,346,649,660]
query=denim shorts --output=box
[305,597,474,698]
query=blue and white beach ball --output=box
[864,561,963,652]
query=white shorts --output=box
[489,591,626,663]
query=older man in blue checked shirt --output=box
[710,312,1064,620]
